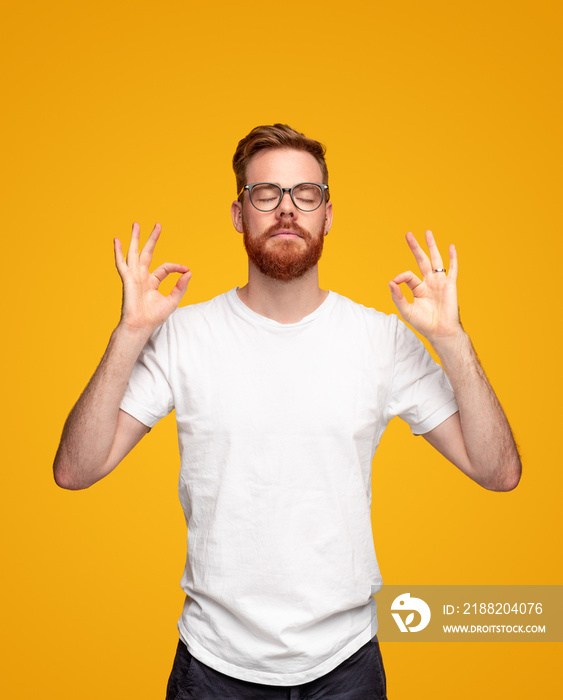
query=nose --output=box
[277,190,296,218]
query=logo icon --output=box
[391,593,431,632]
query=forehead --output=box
[246,148,323,186]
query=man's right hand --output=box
[54,223,190,490]
[114,222,191,335]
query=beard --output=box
[242,217,325,282]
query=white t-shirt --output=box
[120,288,458,685]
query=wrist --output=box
[113,321,153,349]
[430,327,472,363]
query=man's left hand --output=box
[389,230,462,344]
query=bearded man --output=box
[54,124,521,699]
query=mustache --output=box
[262,220,311,240]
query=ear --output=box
[231,200,243,233]
[324,200,333,236]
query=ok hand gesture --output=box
[114,223,191,335]
[389,230,462,345]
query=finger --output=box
[392,270,425,296]
[168,270,192,306]
[126,222,140,266]
[151,262,190,286]
[114,237,127,275]
[140,223,162,266]
[388,280,410,317]
[405,232,432,275]
[448,243,458,282]
[425,229,445,272]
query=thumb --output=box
[388,281,409,318]
[168,270,192,306]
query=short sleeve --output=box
[120,322,175,428]
[387,318,458,435]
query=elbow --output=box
[483,458,522,492]
[53,464,85,490]
[53,452,92,491]
[53,470,84,491]
[499,465,522,492]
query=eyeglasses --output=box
[238,182,329,212]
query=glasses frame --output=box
[237,182,330,212]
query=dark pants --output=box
[166,637,387,700]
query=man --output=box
[54,124,521,699]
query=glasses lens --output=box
[292,184,324,211]
[250,184,281,211]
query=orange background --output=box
[2,1,561,697]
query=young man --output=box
[54,124,521,699]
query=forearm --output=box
[432,329,521,491]
[53,324,151,490]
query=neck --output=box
[237,263,328,324]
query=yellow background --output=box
[2,0,561,697]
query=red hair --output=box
[232,124,329,198]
